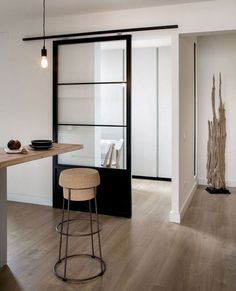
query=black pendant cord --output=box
[43,0,46,48]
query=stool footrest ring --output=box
[53,254,106,283]
[56,218,102,237]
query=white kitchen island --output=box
[0,143,83,268]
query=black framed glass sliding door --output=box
[52,35,132,218]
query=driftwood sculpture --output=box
[206,73,230,194]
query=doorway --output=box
[52,32,173,218]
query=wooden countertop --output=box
[0,143,83,169]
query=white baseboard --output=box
[169,181,198,224]
[7,193,52,207]
[180,181,198,221]
[169,210,181,223]
[197,178,207,185]
[198,178,236,187]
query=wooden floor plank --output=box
[1,182,236,291]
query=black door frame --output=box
[52,35,132,218]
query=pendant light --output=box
[41,0,48,68]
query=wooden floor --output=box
[1,180,236,291]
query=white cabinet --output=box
[132,47,172,178]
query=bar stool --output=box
[53,168,106,283]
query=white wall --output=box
[158,47,172,178]
[170,35,197,223]
[197,33,236,187]
[0,31,53,206]
[1,0,236,220]
[18,0,236,38]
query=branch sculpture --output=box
[206,73,230,194]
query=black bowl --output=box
[31,140,53,147]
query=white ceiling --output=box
[1,0,212,21]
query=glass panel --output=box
[58,84,126,125]
[58,41,126,83]
[58,125,126,169]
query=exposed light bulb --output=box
[41,46,48,69]
[41,56,48,68]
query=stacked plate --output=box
[30,140,53,150]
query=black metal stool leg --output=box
[58,197,65,262]
[63,191,71,281]
[94,192,104,272]
[89,199,95,258]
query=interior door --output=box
[52,35,132,218]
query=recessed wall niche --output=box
[197,32,236,187]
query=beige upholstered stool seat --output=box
[59,168,100,201]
